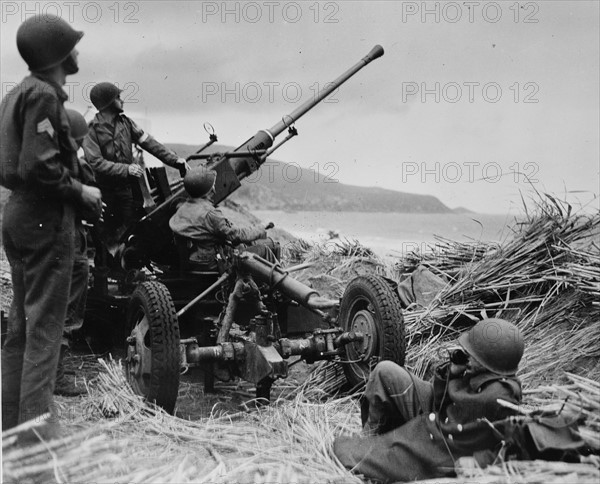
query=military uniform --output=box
[82,113,180,240]
[62,158,95,348]
[170,197,266,269]
[334,360,522,483]
[1,74,84,428]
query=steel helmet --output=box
[183,167,217,198]
[16,14,83,71]
[65,109,89,141]
[90,82,122,111]
[458,318,524,376]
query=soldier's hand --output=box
[128,164,144,178]
[81,185,103,221]
[176,158,190,177]
[449,363,467,377]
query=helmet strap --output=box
[101,98,123,115]
[112,99,124,114]
[32,64,67,87]
[61,51,79,75]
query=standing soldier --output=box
[0,15,102,435]
[53,109,98,397]
[82,82,188,249]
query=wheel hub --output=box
[349,309,377,360]
[126,316,152,389]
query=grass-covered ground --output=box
[3,196,599,483]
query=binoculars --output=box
[449,348,469,366]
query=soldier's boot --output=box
[54,346,86,397]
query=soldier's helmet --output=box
[90,82,122,111]
[183,167,217,198]
[17,14,83,71]
[65,109,89,142]
[458,318,524,376]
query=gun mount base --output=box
[180,328,363,402]
[181,329,364,366]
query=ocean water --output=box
[254,210,516,257]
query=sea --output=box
[253,210,517,258]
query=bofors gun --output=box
[121,45,385,269]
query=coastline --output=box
[253,210,515,257]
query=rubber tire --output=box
[338,275,405,387]
[126,281,180,414]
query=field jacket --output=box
[82,112,179,190]
[169,197,266,266]
[335,362,522,483]
[0,75,82,202]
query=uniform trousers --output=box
[361,360,434,434]
[2,190,75,428]
[62,224,88,347]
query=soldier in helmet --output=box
[0,15,102,433]
[53,109,97,397]
[334,318,525,483]
[82,81,188,247]
[169,166,271,270]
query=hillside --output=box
[0,144,454,214]
[165,143,453,213]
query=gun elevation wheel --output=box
[339,275,405,387]
[125,281,180,414]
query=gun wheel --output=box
[125,281,180,414]
[339,275,405,387]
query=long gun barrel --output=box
[128,45,384,264]
[205,45,384,204]
[271,45,384,137]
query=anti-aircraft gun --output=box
[87,45,406,413]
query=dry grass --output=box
[285,196,600,388]
[398,197,600,386]
[417,460,600,484]
[3,359,363,483]
[3,358,599,484]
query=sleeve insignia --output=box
[37,118,55,138]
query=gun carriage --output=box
[86,45,406,413]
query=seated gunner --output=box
[333,318,525,483]
[169,166,273,270]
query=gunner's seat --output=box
[173,234,221,276]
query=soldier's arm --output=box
[78,157,96,185]
[431,361,451,407]
[19,89,82,202]
[129,118,179,168]
[82,128,129,179]
[206,209,267,245]
[449,377,523,423]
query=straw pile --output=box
[287,196,600,387]
[398,197,600,385]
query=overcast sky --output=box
[1,1,598,214]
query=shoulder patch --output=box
[37,118,55,138]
